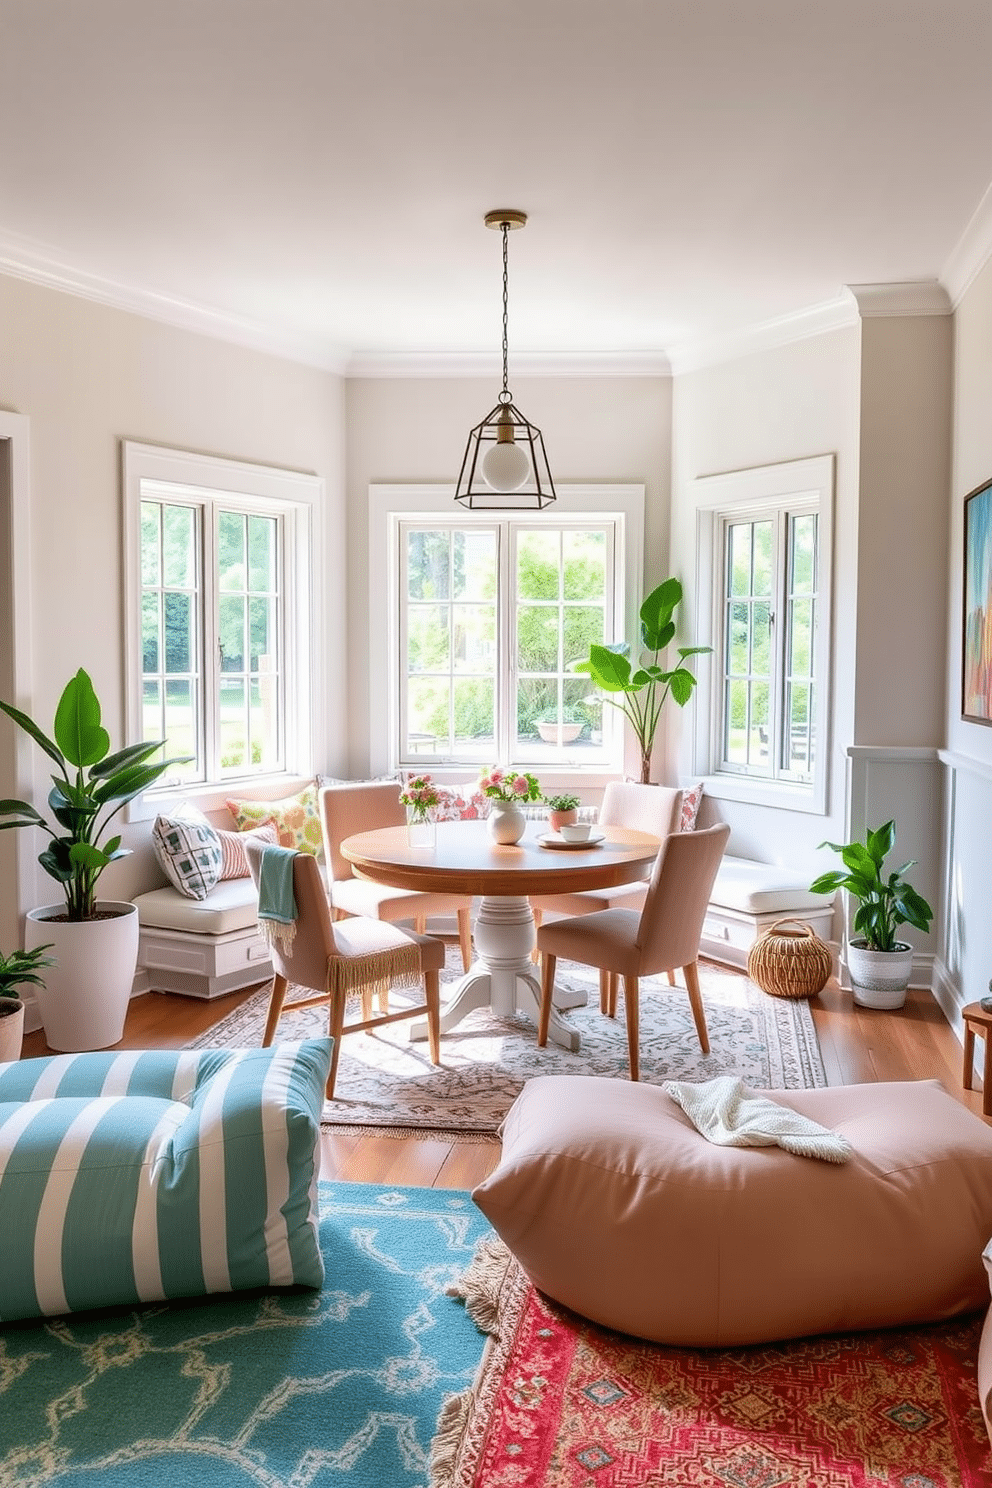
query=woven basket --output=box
[747,917,833,999]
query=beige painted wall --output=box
[855,313,952,746]
[0,273,346,911]
[670,326,862,864]
[344,374,671,777]
[939,255,992,1014]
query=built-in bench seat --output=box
[134,877,274,1000]
[135,849,835,998]
[701,855,835,969]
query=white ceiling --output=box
[2,0,992,374]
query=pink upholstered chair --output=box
[530,782,684,928]
[536,821,731,1081]
[320,781,473,973]
[529,782,684,978]
[246,844,442,1099]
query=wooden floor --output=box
[21,963,981,1193]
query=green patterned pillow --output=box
[226,782,323,862]
[152,811,223,899]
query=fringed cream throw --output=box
[326,916,423,1000]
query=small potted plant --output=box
[809,820,934,1010]
[0,944,54,1062]
[543,792,581,833]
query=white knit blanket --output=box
[663,1075,852,1163]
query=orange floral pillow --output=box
[225,783,324,862]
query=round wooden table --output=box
[340,818,661,1050]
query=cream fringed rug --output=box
[187,946,827,1133]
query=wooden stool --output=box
[962,1002,992,1115]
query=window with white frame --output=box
[693,455,833,811]
[123,442,321,794]
[369,485,644,779]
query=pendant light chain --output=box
[500,221,511,401]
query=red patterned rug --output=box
[432,1237,992,1488]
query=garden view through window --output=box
[721,506,817,782]
[400,519,619,770]
[139,498,285,784]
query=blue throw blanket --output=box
[257,844,298,948]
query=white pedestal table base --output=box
[409,894,582,1051]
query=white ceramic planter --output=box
[24,901,139,1051]
[537,721,582,744]
[846,939,914,1010]
[0,1000,25,1063]
[488,802,527,845]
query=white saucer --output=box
[538,831,605,850]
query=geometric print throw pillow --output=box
[152,813,224,900]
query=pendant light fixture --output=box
[455,210,556,511]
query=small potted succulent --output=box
[543,792,581,833]
[0,944,54,1063]
[809,819,934,1010]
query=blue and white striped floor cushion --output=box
[0,1038,331,1322]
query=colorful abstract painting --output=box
[964,477,992,723]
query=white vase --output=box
[24,901,140,1051]
[846,939,914,1010]
[488,802,527,845]
[0,1000,24,1063]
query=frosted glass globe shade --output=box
[482,438,531,493]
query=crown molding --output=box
[667,293,859,375]
[941,178,992,307]
[0,229,348,373]
[847,280,952,317]
[345,348,672,378]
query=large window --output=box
[694,456,833,812]
[370,485,644,779]
[124,443,321,797]
[720,505,818,780]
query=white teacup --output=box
[560,822,592,842]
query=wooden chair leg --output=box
[425,967,441,1065]
[326,990,346,1099]
[599,969,611,1015]
[666,970,676,987]
[457,906,472,972]
[684,961,710,1055]
[377,978,389,1016]
[414,915,427,935]
[608,972,619,1018]
[538,953,557,1046]
[361,982,374,1021]
[623,974,640,1081]
[531,906,543,962]
[262,974,288,1046]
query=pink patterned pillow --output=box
[679,782,704,832]
[216,820,280,880]
[422,786,492,821]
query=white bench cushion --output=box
[134,878,260,935]
[710,855,827,915]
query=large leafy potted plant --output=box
[0,669,180,1051]
[0,944,54,1062]
[809,820,934,1010]
[576,577,709,784]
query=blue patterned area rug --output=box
[189,950,827,1132]
[0,1183,491,1488]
